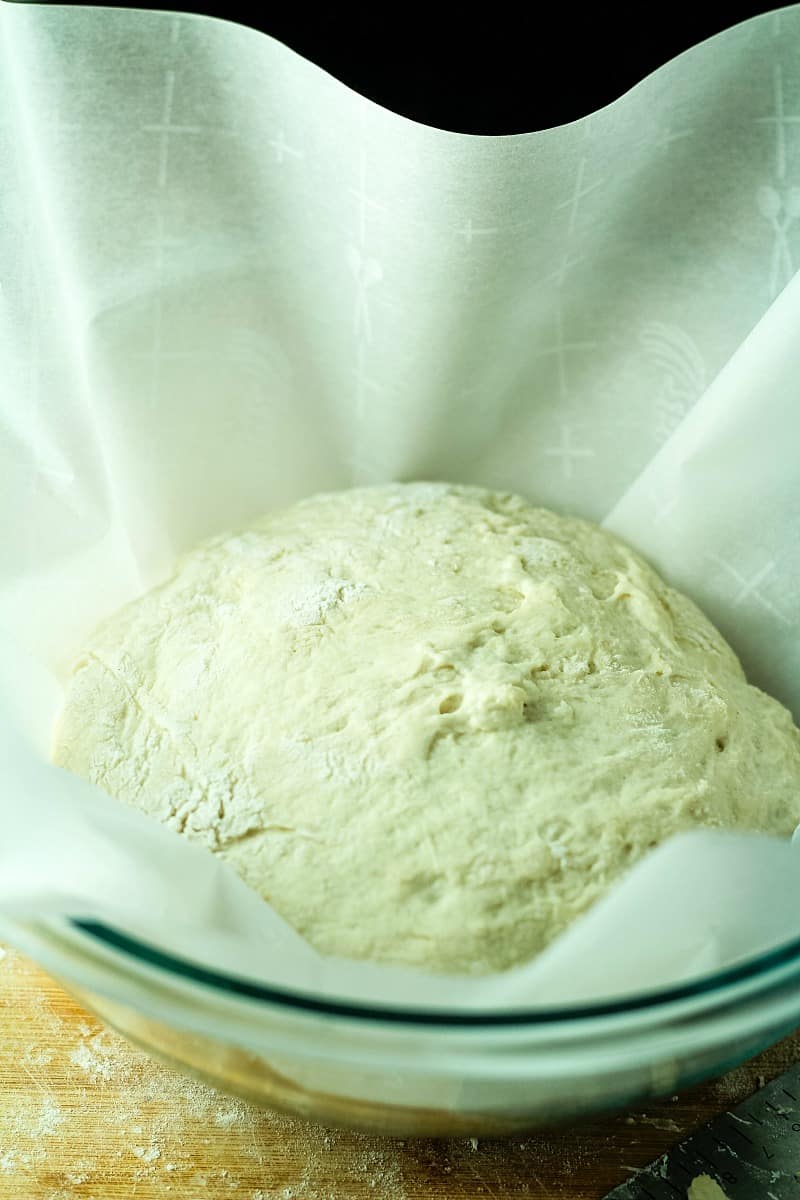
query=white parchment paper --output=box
[0,2,799,1010]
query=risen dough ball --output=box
[53,483,800,973]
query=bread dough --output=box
[53,483,800,973]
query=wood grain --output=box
[0,943,797,1199]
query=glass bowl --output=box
[5,916,800,1136]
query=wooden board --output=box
[0,942,798,1199]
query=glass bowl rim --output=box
[72,919,800,1028]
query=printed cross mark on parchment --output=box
[141,210,183,277]
[543,424,595,480]
[546,252,586,289]
[556,156,605,238]
[142,70,205,189]
[534,303,598,400]
[350,151,386,247]
[653,127,694,153]
[706,554,791,626]
[755,63,800,183]
[269,131,303,164]
[646,486,680,526]
[455,218,498,245]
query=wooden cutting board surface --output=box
[1,942,798,1199]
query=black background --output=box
[24,2,780,132]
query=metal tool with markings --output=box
[607,1063,800,1199]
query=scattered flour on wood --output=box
[68,1033,118,1081]
[132,1143,162,1163]
[623,1112,683,1133]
